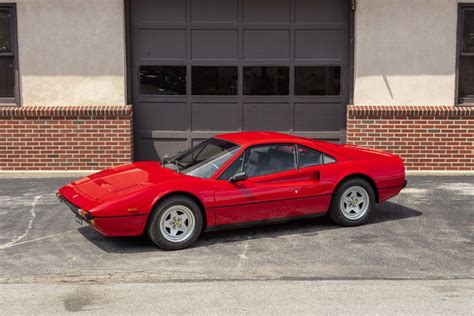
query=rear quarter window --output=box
[298,145,336,168]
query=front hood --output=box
[70,162,178,202]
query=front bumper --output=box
[57,193,147,237]
[57,193,94,223]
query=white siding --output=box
[354,0,474,105]
[0,0,126,105]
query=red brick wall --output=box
[347,105,474,171]
[0,105,133,170]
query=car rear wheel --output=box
[329,178,375,226]
[147,195,203,250]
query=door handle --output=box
[314,170,320,181]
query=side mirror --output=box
[161,153,170,163]
[229,172,247,182]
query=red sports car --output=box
[57,132,406,250]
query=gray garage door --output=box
[129,0,351,161]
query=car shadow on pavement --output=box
[77,228,157,253]
[78,201,422,253]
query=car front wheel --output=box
[147,195,203,250]
[329,178,375,226]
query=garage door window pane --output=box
[192,66,237,95]
[0,9,12,53]
[140,66,186,95]
[0,57,14,98]
[243,66,289,95]
[462,9,474,54]
[295,66,340,96]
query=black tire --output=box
[147,195,203,250]
[329,178,375,226]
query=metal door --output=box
[129,0,352,160]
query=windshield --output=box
[163,138,240,179]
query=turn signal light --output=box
[78,209,94,221]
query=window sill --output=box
[0,97,19,106]
[458,100,474,107]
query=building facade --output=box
[0,0,472,172]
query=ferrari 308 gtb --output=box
[57,132,406,250]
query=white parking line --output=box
[0,231,75,249]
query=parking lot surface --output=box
[0,176,472,282]
[0,176,472,313]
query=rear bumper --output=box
[57,193,147,237]
[378,179,407,203]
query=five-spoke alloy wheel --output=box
[147,195,203,250]
[340,186,370,220]
[329,178,375,226]
[160,205,195,242]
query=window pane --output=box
[185,147,240,179]
[243,66,289,95]
[219,154,244,180]
[243,145,295,177]
[459,56,474,100]
[298,146,323,168]
[140,66,186,95]
[0,57,14,98]
[192,66,237,95]
[323,155,336,164]
[176,138,237,164]
[172,138,240,179]
[295,66,341,95]
[0,9,12,53]
[462,9,474,54]
[297,146,336,168]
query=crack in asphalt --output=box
[0,195,42,250]
[236,241,250,270]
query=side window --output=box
[322,155,336,164]
[243,145,295,178]
[218,155,244,180]
[297,146,336,168]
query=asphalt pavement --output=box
[0,176,472,314]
